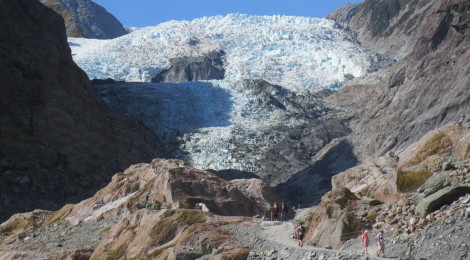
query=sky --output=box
[93,0,363,28]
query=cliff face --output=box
[326,0,470,159]
[0,159,282,259]
[39,0,127,39]
[0,0,166,222]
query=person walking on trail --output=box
[272,201,279,221]
[280,201,288,221]
[296,223,306,247]
[361,230,370,255]
[376,230,385,257]
[406,240,414,259]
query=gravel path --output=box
[222,219,391,260]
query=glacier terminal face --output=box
[70,14,373,92]
[95,80,350,185]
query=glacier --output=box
[94,79,350,185]
[73,14,376,186]
[70,13,374,92]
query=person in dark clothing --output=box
[296,223,306,247]
[280,201,288,221]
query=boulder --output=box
[304,188,362,249]
[417,173,454,198]
[415,185,470,216]
[332,156,400,203]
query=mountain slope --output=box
[326,0,470,159]
[0,0,166,222]
[40,0,127,39]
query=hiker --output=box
[406,240,414,259]
[361,230,370,255]
[272,201,279,221]
[376,230,385,257]
[280,201,288,221]
[296,223,306,247]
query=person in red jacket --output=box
[361,230,370,255]
[272,201,279,221]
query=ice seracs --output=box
[70,13,373,92]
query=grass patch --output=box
[397,170,432,192]
[410,132,452,166]
[101,226,111,234]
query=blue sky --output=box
[93,0,363,27]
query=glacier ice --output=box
[94,79,340,180]
[70,14,374,92]
[80,14,372,183]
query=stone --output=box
[416,185,470,216]
[417,173,454,198]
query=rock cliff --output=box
[304,122,470,251]
[0,0,166,222]
[0,159,284,259]
[152,50,226,83]
[326,0,470,160]
[39,0,127,39]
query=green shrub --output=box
[411,132,452,165]
[397,170,432,192]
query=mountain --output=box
[0,0,166,222]
[39,0,127,39]
[326,0,470,159]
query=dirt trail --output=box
[251,220,391,260]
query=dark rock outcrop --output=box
[0,0,166,222]
[326,0,470,160]
[152,50,225,83]
[39,0,127,39]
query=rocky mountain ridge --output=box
[326,0,470,159]
[39,0,127,39]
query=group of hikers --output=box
[361,230,386,257]
[272,201,306,247]
[270,201,387,256]
[271,201,288,221]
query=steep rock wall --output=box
[0,0,166,222]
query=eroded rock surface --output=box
[152,50,226,83]
[40,0,127,39]
[326,0,470,160]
